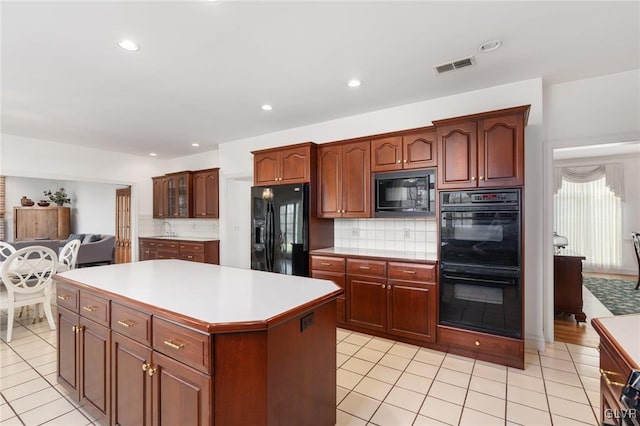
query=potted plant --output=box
[44,187,71,206]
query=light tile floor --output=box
[1,303,601,425]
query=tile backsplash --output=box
[334,218,438,255]
[138,215,219,238]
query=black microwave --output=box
[374,169,436,217]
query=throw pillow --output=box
[68,233,85,243]
[89,234,101,243]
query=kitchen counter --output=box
[311,246,438,262]
[592,314,640,364]
[141,235,219,241]
[55,260,341,425]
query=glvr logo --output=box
[605,408,638,419]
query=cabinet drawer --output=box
[56,282,79,313]
[438,325,523,361]
[156,242,179,250]
[347,259,386,277]
[179,243,203,252]
[388,262,436,282]
[311,256,345,273]
[111,302,152,346]
[140,239,157,248]
[181,253,204,262]
[79,291,110,327]
[152,317,212,374]
[157,249,180,259]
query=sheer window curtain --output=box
[554,165,623,272]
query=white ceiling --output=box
[2,1,639,159]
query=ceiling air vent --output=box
[434,56,475,74]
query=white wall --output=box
[542,69,640,341]
[4,176,126,241]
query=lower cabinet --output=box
[311,254,437,343]
[139,238,219,264]
[111,333,212,426]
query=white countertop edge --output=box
[311,247,438,262]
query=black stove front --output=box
[439,189,522,338]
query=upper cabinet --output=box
[434,105,529,189]
[152,168,219,219]
[253,143,314,186]
[193,168,219,218]
[317,141,370,218]
[371,129,437,172]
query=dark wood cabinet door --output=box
[152,351,212,426]
[478,113,524,187]
[342,141,371,218]
[152,177,165,218]
[387,281,436,342]
[403,130,437,169]
[317,145,343,218]
[279,146,310,184]
[437,121,478,189]
[371,136,403,172]
[80,317,110,416]
[254,151,280,185]
[346,275,386,332]
[112,333,152,426]
[57,308,80,399]
[193,169,219,218]
[311,270,346,324]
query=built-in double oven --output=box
[439,188,522,338]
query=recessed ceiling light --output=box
[478,40,502,53]
[347,79,362,88]
[191,143,200,147]
[261,104,273,111]
[118,39,140,52]
[149,153,157,157]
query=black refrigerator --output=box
[251,183,309,276]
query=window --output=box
[0,176,5,241]
[554,175,622,271]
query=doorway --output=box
[115,187,132,264]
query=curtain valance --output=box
[553,163,625,201]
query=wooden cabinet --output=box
[139,238,219,265]
[317,141,371,218]
[434,105,529,189]
[56,284,111,422]
[253,144,314,186]
[554,253,587,322]
[371,129,437,172]
[13,206,70,241]
[153,168,218,219]
[313,252,437,344]
[193,169,219,218]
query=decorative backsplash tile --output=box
[138,215,219,238]
[334,218,438,255]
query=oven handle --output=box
[442,274,517,286]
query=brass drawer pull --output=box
[142,362,150,372]
[72,325,84,333]
[403,270,416,274]
[600,369,625,387]
[164,340,185,350]
[321,262,331,266]
[359,266,370,270]
[57,295,70,301]
[148,367,157,376]
[475,340,480,346]
[118,319,136,328]
[600,368,621,377]
[82,305,98,312]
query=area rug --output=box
[582,276,640,315]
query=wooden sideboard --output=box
[14,206,70,241]
[554,252,587,322]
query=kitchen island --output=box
[54,260,342,426]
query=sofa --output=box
[8,234,115,267]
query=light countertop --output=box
[311,247,438,262]
[139,236,219,242]
[55,260,341,325]
[593,314,640,365]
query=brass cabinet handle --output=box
[164,340,185,350]
[403,160,407,163]
[480,176,484,180]
[471,176,476,181]
[320,262,331,266]
[359,266,370,270]
[72,325,84,333]
[118,320,135,328]
[403,270,416,274]
[475,340,480,346]
[147,367,157,376]
[57,295,70,301]
[82,306,98,312]
[142,362,149,372]
[396,160,401,164]
[381,284,385,289]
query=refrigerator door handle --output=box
[265,204,275,271]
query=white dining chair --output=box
[58,239,81,272]
[0,246,58,342]
[0,241,15,261]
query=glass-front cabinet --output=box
[163,172,192,218]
